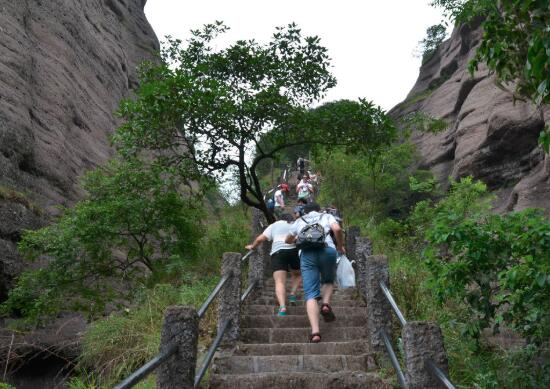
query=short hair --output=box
[303,202,321,214]
[278,213,294,222]
[297,198,307,205]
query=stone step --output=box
[241,314,366,328]
[241,326,367,344]
[243,305,366,316]
[260,289,357,297]
[233,341,370,356]
[211,354,377,375]
[248,297,365,307]
[209,371,391,389]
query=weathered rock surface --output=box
[0,0,159,293]
[390,21,550,215]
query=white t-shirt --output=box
[289,211,338,249]
[273,190,284,207]
[297,182,313,197]
[263,221,296,255]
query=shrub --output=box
[2,158,205,323]
[423,179,550,344]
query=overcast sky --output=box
[144,0,448,111]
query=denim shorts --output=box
[300,246,337,301]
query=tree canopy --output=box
[114,22,396,221]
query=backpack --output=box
[266,198,275,211]
[296,215,327,249]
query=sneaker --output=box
[288,294,297,306]
[277,306,287,317]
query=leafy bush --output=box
[2,158,205,323]
[423,178,550,344]
[315,142,421,222]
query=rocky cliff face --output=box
[0,0,159,298]
[390,22,550,215]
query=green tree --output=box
[417,24,448,64]
[114,22,396,222]
[2,158,205,322]
[431,0,550,150]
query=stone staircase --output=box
[209,279,390,388]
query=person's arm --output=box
[245,234,268,250]
[330,222,346,254]
[285,222,299,244]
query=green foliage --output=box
[113,22,396,221]
[400,111,448,134]
[113,21,336,212]
[2,158,205,322]
[314,141,418,222]
[432,0,550,149]
[0,383,17,389]
[417,24,448,64]
[368,177,550,386]
[78,280,217,386]
[422,179,550,344]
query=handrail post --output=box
[354,234,372,302]
[248,209,268,295]
[402,321,450,389]
[365,254,392,352]
[156,306,198,389]
[218,252,242,343]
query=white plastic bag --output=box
[336,254,356,288]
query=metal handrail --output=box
[380,328,408,389]
[194,319,231,387]
[241,250,253,263]
[241,279,258,302]
[113,248,262,389]
[426,359,456,389]
[197,273,231,319]
[378,281,455,388]
[379,280,407,326]
[113,343,178,389]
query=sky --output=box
[144,0,449,111]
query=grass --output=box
[0,185,42,215]
[77,279,219,387]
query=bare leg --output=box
[273,270,287,308]
[321,283,334,305]
[306,298,320,335]
[290,270,301,296]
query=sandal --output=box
[309,332,321,343]
[277,306,287,317]
[320,303,336,322]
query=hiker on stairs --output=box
[246,213,301,316]
[285,202,346,343]
[273,183,289,218]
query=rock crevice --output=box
[390,22,549,214]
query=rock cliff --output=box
[0,0,159,298]
[390,21,550,215]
